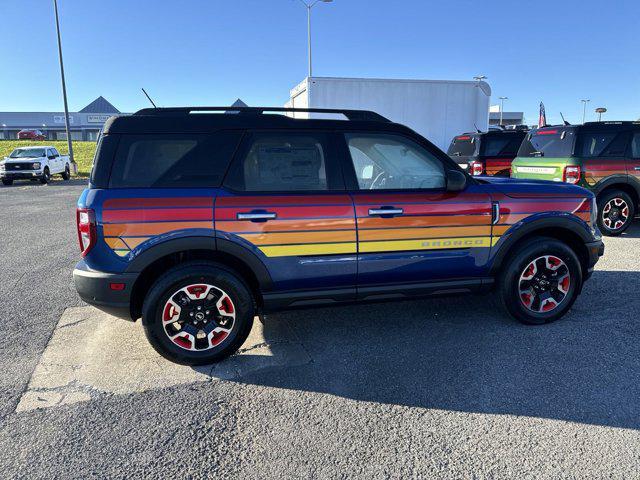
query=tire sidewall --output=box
[597,191,635,236]
[500,238,582,325]
[142,263,254,365]
[41,168,50,184]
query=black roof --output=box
[456,129,526,138]
[102,107,407,135]
[535,121,640,132]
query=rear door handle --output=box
[368,207,404,217]
[237,211,277,222]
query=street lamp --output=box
[499,96,508,125]
[53,0,74,164]
[297,0,333,78]
[581,99,590,124]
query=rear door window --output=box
[576,131,630,157]
[517,128,575,158]
[223,132,342,192]
[109,132,242,188]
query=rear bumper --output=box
[73,260,138,321]
[584,240,605,280]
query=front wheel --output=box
[40,167,50,184]
[497,237,583,325]
[1,178,13,186]
[142,262,254,365]
[597,190,635,236]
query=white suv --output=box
[0,146,71,185]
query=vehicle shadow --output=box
[0,178,87,188]
[620,221,640,238]
[206,269,640,430]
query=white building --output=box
[285,77,491,150]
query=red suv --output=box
[17,129,46,141]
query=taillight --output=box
[563,165,581,184]
[470,161,484,176]
[76,208,96,257]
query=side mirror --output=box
[48,155,55,160]
[446,169,467,192]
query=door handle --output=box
[237,211,277,221]
[368,207,404,217]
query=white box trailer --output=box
[285,76,491,151]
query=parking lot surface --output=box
[1,181,640,478]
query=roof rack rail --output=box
[583,120,640,125]
[133,106,390,122]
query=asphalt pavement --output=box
[1,179,640,479]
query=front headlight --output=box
[32,162,41,170]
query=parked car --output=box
[511,121,640,235]
[447,129,527,176]
[74,107,604,365]
[17,129,46,141]
[0,146,71,185]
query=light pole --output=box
[499,96,508,125]
[581,99,590,124]
[53,0,74,164]
[297,0,332,78]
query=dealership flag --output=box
[538,102,547,128]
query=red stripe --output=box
[355,203,490,217]
[216,195,351,207]
[215,205,354,220]
[103,208,213,223]
[103,197,213,209]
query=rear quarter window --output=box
[575,131,630,157]
[108,132,242,188]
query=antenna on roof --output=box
[141,88,157,108]
[559,112,570,126]
[474,122,481,133]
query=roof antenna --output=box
[474,122,481,133]
[559,112,570,126]
[141,88,157,108]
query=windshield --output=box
[9,148,46,158]
[517,128,575,158]
[447,135,479,157]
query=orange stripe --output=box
[103,221,212,237]
[216,218,355,233]
[492,225,511,236]
[358,214,490,229]
[104,237,130,250]
[359,226,492,241]
[239,230,356,245]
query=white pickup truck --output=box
[0,146,72,185]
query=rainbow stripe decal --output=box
[100,193,592,259]
[102,197,214,257]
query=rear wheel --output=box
[142,262,254,365]
[597,190,635,236]
[40,167,50,184]
[1,178,13,186]
[497,237,582,325]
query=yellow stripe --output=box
[259,242,357,257]
[359,236,495,253]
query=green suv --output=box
[512,122,640,236]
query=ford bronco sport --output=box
[447,129,527,177]
[74,107,604,365]
[512,122,640,236]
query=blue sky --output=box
[2,0,639,125]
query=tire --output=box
[40,167,50,184]
[1,178,13,186]
[597,190,635,236]
[497,237,582,325]
[141,262,254,365]
[61,164,70,180]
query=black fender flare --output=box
[124,235,273,291]
[489,215,595,275]
[592,175,640,199]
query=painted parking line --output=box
[16,306,311,412]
